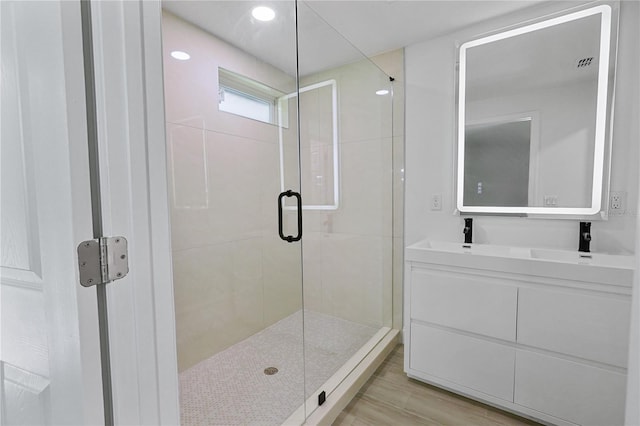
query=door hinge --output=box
[77,237,129,287]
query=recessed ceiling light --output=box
[376,89,390,96]
[171,50,190,61]
[252,6,275,22]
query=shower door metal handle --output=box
[278,190,302,243]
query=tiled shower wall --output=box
[163,12,300,371]
[297,52,404,329]
[163,11,404,372]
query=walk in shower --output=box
[161,1,402,423]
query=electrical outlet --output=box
[609,191,626,215]
[611,195,621,209]
[431,194,442,211]
[543,195,558,206]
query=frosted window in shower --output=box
[218,67,285,125]
[219,87,271,123]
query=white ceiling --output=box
[302,1,545,56]
[162,0,553,76]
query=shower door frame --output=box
[77,1,180,423]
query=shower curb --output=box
[301,328,400,425]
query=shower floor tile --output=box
[179,310,379,425]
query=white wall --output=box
[405,1,639,254]
[626,1,640,422]
[629,206,640,424]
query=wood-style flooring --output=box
[333,345,542,426]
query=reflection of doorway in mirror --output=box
[464,112,539,207]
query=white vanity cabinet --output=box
[404,241,634,426]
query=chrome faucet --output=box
[579,221,591,253]
[463,218,473,244]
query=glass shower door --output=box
[161,2,307,424]
[295,1,395,418]
[162,0,397,422]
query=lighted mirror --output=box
[278,79,339,210]
[457,4,617,216]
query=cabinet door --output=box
[515,350,626,426]
[411,269,517,341]
[517,287,630,367]
[410,324,515,401]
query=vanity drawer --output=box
[410,269,517,341]
[517,287,630,367]
[515,350,626,426]
[410,323,515,401]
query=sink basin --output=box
[407,240,531,258]
[410,240,528,257]
[405,240,634,287]
[529,248,635,268]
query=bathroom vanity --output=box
[402,2,634,424]
[404,3,632,424]
[404,240,634,426]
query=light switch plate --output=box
[431,194,442,211]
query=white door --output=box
[2,1,182,424]
[0,1,105,425]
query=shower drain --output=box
[264,367,279,375]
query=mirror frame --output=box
[456,4,615,216]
